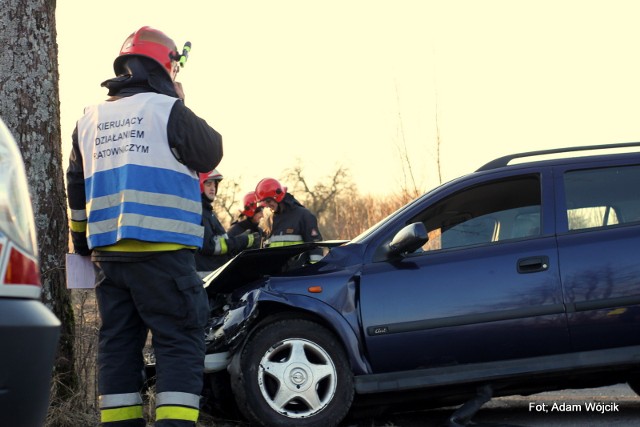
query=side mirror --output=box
[387,222,428,258]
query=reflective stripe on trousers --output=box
[98,391,201,426]
[155,391,200,424]
[99,392,144,425]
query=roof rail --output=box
[476,142,640,172]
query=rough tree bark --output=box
[0,0,77,402]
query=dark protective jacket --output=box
[267,193,324,262]
[228,218,264,249]
[195,195,254,272]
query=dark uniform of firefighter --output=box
[195,171,260,272]
[66,26,222,427]
[227,191,264,248]
[255,178,324,262]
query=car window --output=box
[413,175,541,252]
[564,164,640,231]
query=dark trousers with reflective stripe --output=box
[95,249,208,427]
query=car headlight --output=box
[0,118,38,255]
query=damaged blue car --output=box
[199,143,640,427]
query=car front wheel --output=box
[231,318,354,427]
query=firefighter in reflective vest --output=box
[195,170,260,272]
[255,177,324,262]
[66,26,222,427]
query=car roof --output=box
[477,142,640,172]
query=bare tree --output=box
[393,80,444,201]
[213,177,242,229]
[283,163,356,239]
[393,80,422,200]
[330,193,407,240]
[434,91,443,185]
[0,0,77,403]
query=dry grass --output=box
[46,289,100,426]
[46,290,243,427]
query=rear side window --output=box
[564,165,640,231]
[412,175,541,252]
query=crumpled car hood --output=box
[203,241,348,294]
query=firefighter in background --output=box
[195,170,260,272]
[66,26,222,427]
[255,177,324,263]
[227,191,265,248]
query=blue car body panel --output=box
[207,148,640,402]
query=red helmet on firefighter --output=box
[114,26,180,80]
[199,169,223,193]
[255,178,286,203]
[241,191,261,217]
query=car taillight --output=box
[5,246,41,286]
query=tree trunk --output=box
[0,0,78,402]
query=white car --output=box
[0,117,60,426]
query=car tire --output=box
[230,318,354,427]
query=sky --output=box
[56,1,640,197]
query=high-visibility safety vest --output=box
[76,93,203,249]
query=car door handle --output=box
[517,256,549,274]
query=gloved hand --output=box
[225,232,257,254]
[249,232,262,249]
[246,232,262,249]
[239,230,262,249]
[73,243,92,256]
[71,230,92,256]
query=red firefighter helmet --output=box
[255,178,285,203]
[114,26,180,79]
[199,169,223,193]
[241,191,261,217]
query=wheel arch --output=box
[236,296,371,375]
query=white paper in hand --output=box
[65,253,96,289]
